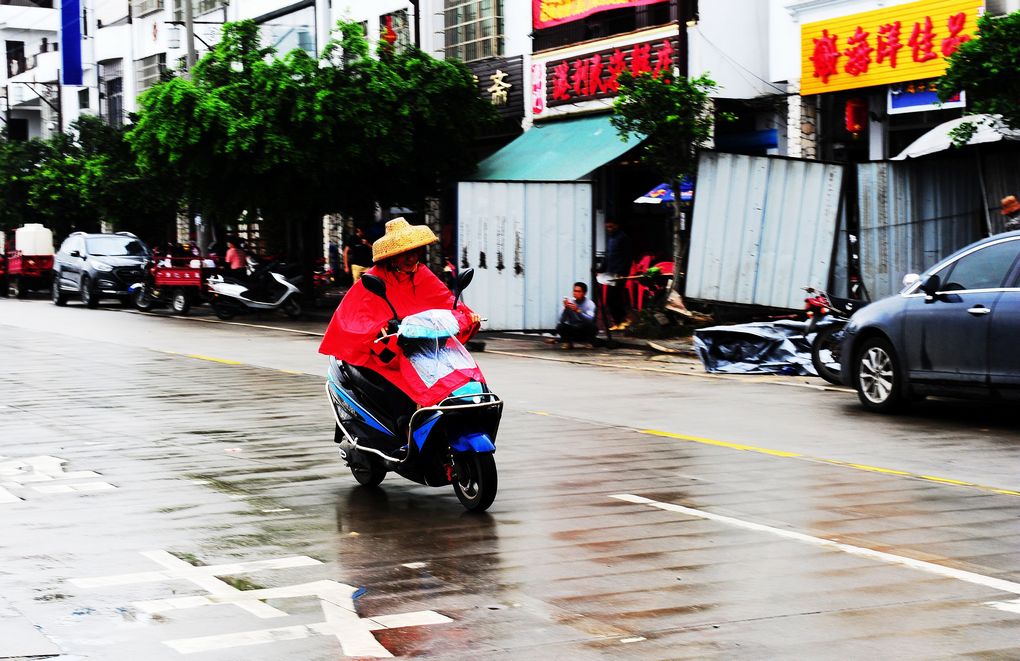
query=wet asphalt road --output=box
[2,297,1020,660]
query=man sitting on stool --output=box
[550,282,597,349]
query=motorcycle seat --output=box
[340,362,416,430]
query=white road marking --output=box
[401,562,427,569]
[620,637,646,644]
[32,482,116,494]
[162,579,452,657]
[987,597,1020,614]
[0,456,113,500]
[612,494,1020,599]
[72,551,322,619]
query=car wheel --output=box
[855,336,904,413]
[171,288,191,315]
[52,275,67,306]
[9,276,23,298]
[80,275,99,309]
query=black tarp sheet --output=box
[694,321,817,376]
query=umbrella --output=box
[634,178,694,204]
[891,114,1020,160]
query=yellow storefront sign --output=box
[533,0,667,30]
[800,0,983,95]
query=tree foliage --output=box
[611,72,723,183]
[938,10,1020,144]
[127,20,495,240]
[0,116,175,240]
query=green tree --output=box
[128,20,494,272]
[0,138,49,234]
[611,72,725,303]
[938,10,1020,144]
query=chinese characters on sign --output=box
[532,0,668,30]
[544,37,678,107]
[468,56,524,122]
[800,0,981,95]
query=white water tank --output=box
[14,224,54,255]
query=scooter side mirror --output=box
[361,273,400,321]
[453,268,474,309]
[361,274,387,299]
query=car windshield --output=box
[85,236,147,257]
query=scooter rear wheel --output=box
[350,452,386,487]
[452,452,497,512]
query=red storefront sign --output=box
[544,37,678,107]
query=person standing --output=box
[601,219,632,331]
[344,227,373,283]
[224,238,247,277]
[1002,195,1020,231]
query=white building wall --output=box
[689,0,772,99]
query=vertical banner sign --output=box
[61,0,83,85]
[533,0,668,30]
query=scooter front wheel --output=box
[452,452,497,512]
[350,452,386,487]
[812,324,845,385]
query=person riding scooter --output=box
[318,218,481,408]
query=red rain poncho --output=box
[318,265,481,406]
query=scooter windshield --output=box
[398,310,476,388]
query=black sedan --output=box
[841,231,1020,411]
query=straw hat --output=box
[1001,195,1020,216]
[372,217,437,262]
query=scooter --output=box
[324,269,504,512]
[803,286,868,385]
[207,261,302,320]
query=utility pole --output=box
[409,0,421,48]
[55,69,63,134]
[184,0,197,71]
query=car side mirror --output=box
[920,274,941,301]
[69,250,81,258]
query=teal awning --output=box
[471,114,642,182]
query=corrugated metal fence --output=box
[686,152,845,310]
[457,181,592,330]
[857,159,983,299]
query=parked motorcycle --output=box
[207,261,302,320]
[803,286,868,385]
[324,269,504,512]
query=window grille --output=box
[173,0,226,21]
[132,0,163,18]
[135,53,166,94]
[444,0,503,63]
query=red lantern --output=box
[845,97,867,136]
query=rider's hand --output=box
[470,313,481,325]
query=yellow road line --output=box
[529,411,1018,498]
[186,354,243,365]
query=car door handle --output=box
[966,306,991,316]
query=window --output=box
[132,0,163,17]
[172,0,226,21]
[105,77,123,127]
[941,240,1020,291]
[134,53,166,94]
[78,88,89,109]
[444,0,502,62]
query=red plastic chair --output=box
[627,255,653,310]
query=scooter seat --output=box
[340,362,416,431]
